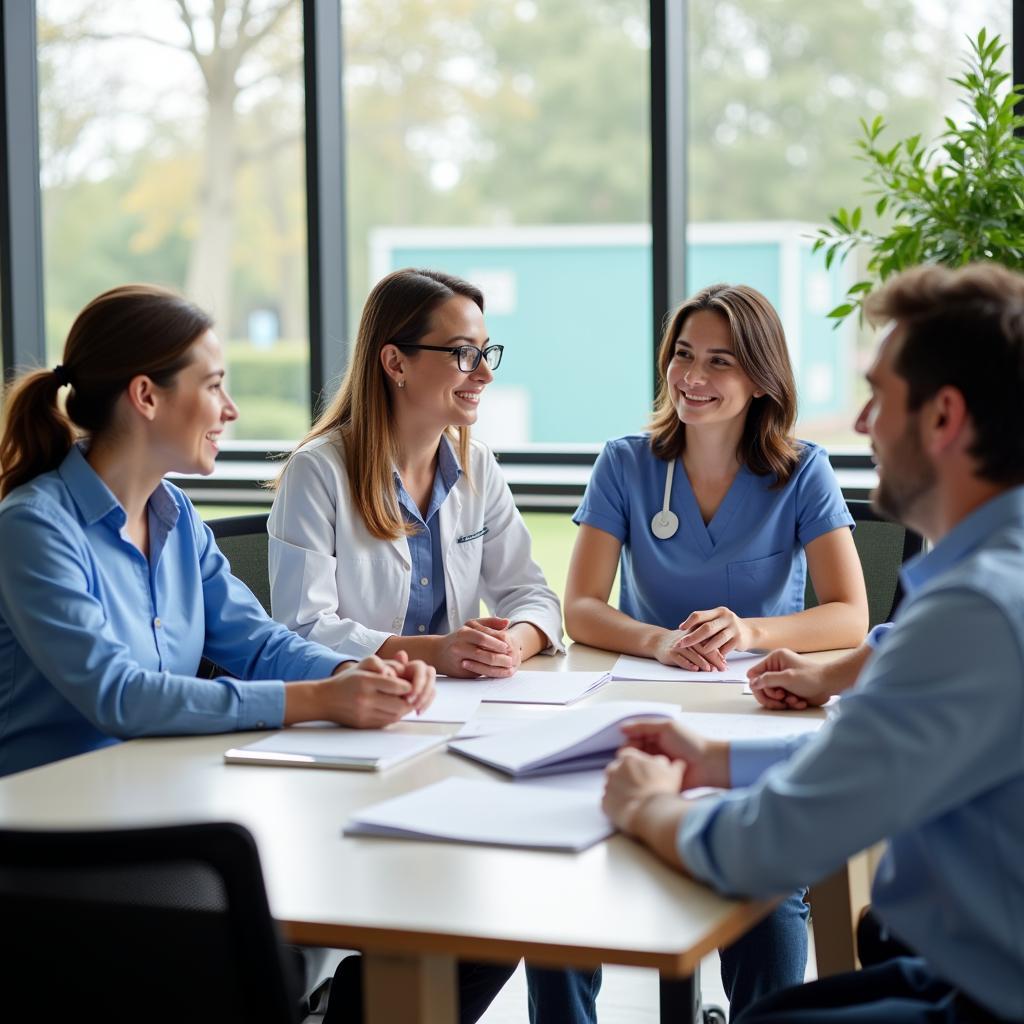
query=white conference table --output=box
[0,644,851,1024]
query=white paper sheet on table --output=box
[455,712,545,739]
[611,651,763,683]
[225,728,445,771]
[344,777,612,852]
[676,710,826,741]
[448,700,681,777]
[438,671,612,705]
[401,687,482,723]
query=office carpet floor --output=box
[304,932,818,1023]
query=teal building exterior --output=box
[371,224,853,445]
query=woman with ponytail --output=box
[0,284,435,780]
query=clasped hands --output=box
[436,616,522,678]
[654,605,755,672]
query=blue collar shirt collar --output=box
[900,485,1024,597]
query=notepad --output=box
[225,728,445,771]
[400,687,482,723]
[345,777,613,852]
[675,710,827,741]
[447,700,681,777]
[440,671,612,705]
[611,651,762,683]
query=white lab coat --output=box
[267,433,565,659]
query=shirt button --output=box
[255,721,266,729]
[392,618,403,630]
[420,577,429,586]
[153,618,162,629]
[417,625,426,633]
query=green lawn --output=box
[195,504,614,608]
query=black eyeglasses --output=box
[396,343,504,372]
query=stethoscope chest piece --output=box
[650,510,679,540]
[650,458,680,540]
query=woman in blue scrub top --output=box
[564,283,869,1016]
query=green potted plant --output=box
[813,28,1024,323]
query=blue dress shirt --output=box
[394,437,461,637]
[573,435,852,625]
[678,486,1024,1019]
[0,445,345,777]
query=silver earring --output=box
[397,379,406,389]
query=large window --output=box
[5,1,1015,459]
[343,0,652,446]
[37,0,309,441]
[688,0,1012,448]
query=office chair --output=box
[205,513,346,1006]
[209,512,273,613]
[0,821,301,1023]
[805,498,924,628]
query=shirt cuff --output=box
[325,623,394,661]
[676,795,730,887]
[509,614,567,656]
[866,623,893,648]
[571,507,627,543]
[797,511,855,547]
[237,681,287,731]
[303,645,353,677]
[729,737,798,787]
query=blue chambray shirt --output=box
[679,486,1024,1019]
[394,437,461,637]
[0,445,345,778]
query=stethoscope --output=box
[650,459,680,540]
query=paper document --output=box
[455,711,547,739]
[225,728,444,772]
[676,710,826,741]
[611,651,763,683]
[448,700,680,777]
[445,671,612,705]
[345,777,612,852]
[401,687,482,723]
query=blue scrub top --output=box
[573,434,853,629]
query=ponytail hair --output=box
[0,284,213,499]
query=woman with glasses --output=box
[564,282,869,1019]
[269,266,562,677]
[269,267,579,1024]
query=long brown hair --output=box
[0,284,213,499]
[277,268,484,540]
[648,283,800,485]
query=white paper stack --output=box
[611,650,763,683]
[675,710,827,741]
[225,728,445,772]
[447,700,680,777]
[441,671,613,705]
[345,777,613,852]
[401,687,482,723]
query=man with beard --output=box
[602,262,1024,1024]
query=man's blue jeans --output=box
[733,957,1010,1023]
[524,890,808,1023]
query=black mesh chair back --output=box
[210,513,272,613]
[0,821,300,1024]
[805,499,924,628]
